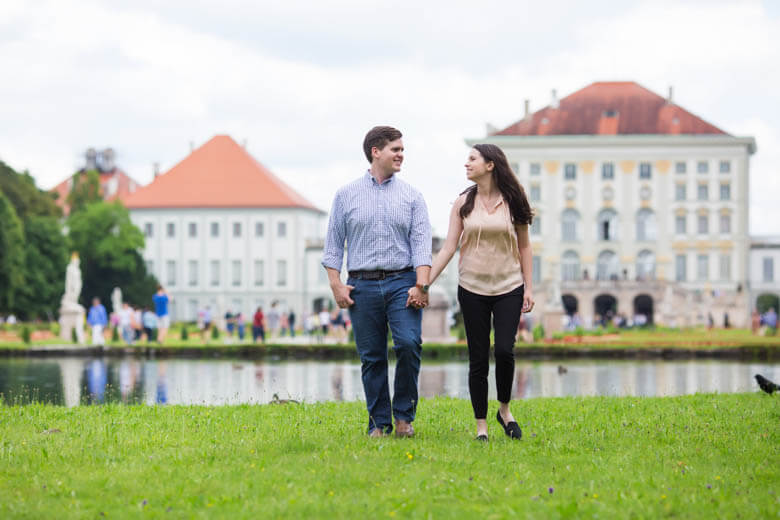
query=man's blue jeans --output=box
[348,270,422,434]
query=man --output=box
[322,126,432,438]
[87,297,108,346]
[152,286,170,343]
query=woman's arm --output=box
[429,196,465,285]
[516,223,535,313]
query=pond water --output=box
[0,357,777,406]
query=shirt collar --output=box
[365,169,395,186]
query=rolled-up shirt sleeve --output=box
[322,190,346,270]
[409,191,432,268]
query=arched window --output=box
[561,250,580,281]
[561,209,580,242]
[597,250,619,280]
[636,208,657,241]
[597,208,618,241]
[636,250,656,280]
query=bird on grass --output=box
[557,365,568,374]
[271,392,300,404]
[755,374,778,395]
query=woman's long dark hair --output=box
[459,144,533,225]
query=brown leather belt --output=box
[348,266,413,280]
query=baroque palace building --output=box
[469,81,756,327]
[124,135,332,322]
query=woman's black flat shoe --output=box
[475,434,488,442]
[496,410,522,440]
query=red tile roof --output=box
[123,135,321,211]
[52,168,141,215]
[493,82,728,136]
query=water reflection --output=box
[0,358,777,406]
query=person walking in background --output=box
[288,309,296,338]
[252,306,265,343]
[225,309,235,337]
[318,308,331,337]
[266,302,280,339]
[279,312,289,337]
[426,144,534,441]
[142,307,157,342]
[236,312,246,341]
[152,286,170,343]
[118,302,135,345]
[199,305,212,341]
[322,125,432,438]
[87,297,108,346]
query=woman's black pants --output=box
[457,284,524,419]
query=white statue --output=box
[61,253,83,310]
[111,287,122,314]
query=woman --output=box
[427,144,534,441]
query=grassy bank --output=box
[1,394,777,518]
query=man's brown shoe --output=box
[369,428,386,438]
[395,420,415,438]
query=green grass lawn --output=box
[1,394,777,518]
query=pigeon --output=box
[755,374,778,395]
[557,365,568,375]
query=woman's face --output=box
[465,148,493,182]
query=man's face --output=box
[372,138,404,173]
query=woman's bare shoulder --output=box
[452,193,468,209]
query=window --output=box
[763,257,774,282]
[232,260,241,286]
[166,260,176,286]
[277,222,287,238]
[277,260,287,286]
[720,183,731,201]
[561,251,580,281]
[532,255,541,284]
[601,162,614,180]
[188,260,198,286]
[597,250,619,280]
[675,254,687,282]
[675,183,686,201]
[531,217,541,236]
[254,260,264,286]
[675,161,687,174]
[166,222,175,238]
[636,209,656,241]
[255,222,264,237]
[144,223,153,238]
[697,161,709,174]
[698,214,709,234]
[561,209,580,241]
[530,184,541,202]
[636,250,656,280]
[719,160,731,173]
[210,260,220,286]
[188,222,197,238]
[145,260,154,276]
[233,222,242,238]
[639,162,651,179]
[564,163,576,180]
[210,222,220,238]
[597,209,618,241]
[697,183,708,201]
[530,163,541,176]
[719,214,731,234]
[675,215,687,234]
[719,254,731,281]
[697,254,709,281]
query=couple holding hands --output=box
[322,126,534,441]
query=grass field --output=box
[1,394,778,518]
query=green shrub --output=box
[71,327,78,343]
[607,323,617,334]
[211,325,220,340]
[592,327,604,336]
[575,326,585,337]
[21,325,31,344]
[767,327,777,337]
[181,326,188,341]
[552,332,565,340]
[532,323,545,341]
[50,322,60,336]
[112,326,119,342]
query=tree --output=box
[67,201,157,311]
[0,192,26,313]
[0,160,61,219]
[16,216,69,320]
[66,169,102,215]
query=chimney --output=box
[524,99,530,120]
[85,148,97,170]
[551,89,559,109]
[153,162,160,178]
[667,86,674,104]
[101,148,115,172]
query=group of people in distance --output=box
[322,126,534,441]
[86,286,170,346]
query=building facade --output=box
[124,135,332,322]
[749,236,780,313]
[470,82,756,326]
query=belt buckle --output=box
[378,270,387,280]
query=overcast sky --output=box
[1,0,778,236]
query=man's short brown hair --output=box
[363,126,402,163]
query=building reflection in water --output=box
[1,358,778,407]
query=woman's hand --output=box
[522,289,534,313]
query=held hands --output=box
[522,289,535,313]
[331,283,355,308]
[406,286,429,309]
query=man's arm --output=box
[407,191,433,308]
[326,267,354,308]
[322,191,355,308]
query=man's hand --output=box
[406,287,428,309]
[331,283,355,308]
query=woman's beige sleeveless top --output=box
[458,197,524,296]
